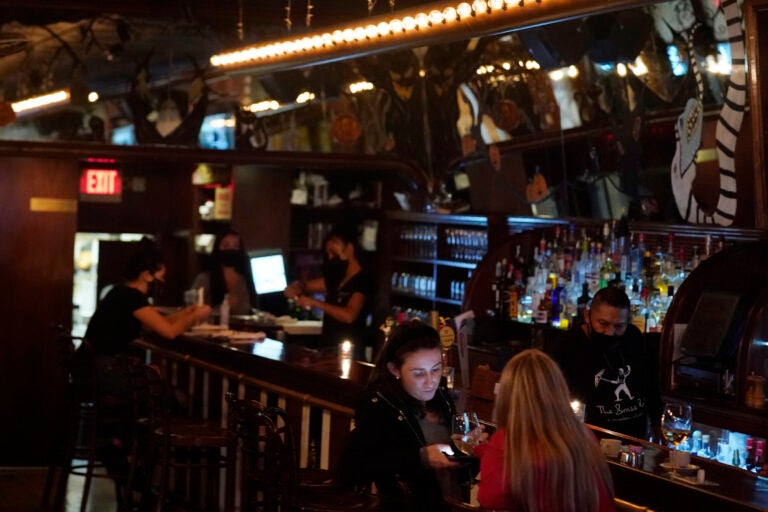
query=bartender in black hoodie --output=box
[553,286,662,440]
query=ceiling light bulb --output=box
[567,65,579,77]
[473,0,489,14]
[549,69,564,81]
[389,19,404,32]
[443,7,458,22]
[457,2,473,18]
[353,27,366,41]
[88,91,99,103]
[332,30,344,43]
[311,35,323,48]
[616,63,627,77]
[296,91,316,103]
[502,62,511,70]
[402,16,417,31]
[415,12,430,28]
[629,57,648,76]
[489,0,505,10]
[429,10,445,24]
[11,89,71,115]
[342,28,355,42]
[349,81,374,94]
[366,25,378,38]
[377,21,390,36]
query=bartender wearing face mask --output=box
[86,238,212,359]
[552,286,662,440]
[284,226,373,357]
[192,229,258,315]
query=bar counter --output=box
[135,333,768,511]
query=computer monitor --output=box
[248,250,288,295]
[679,291,740,358]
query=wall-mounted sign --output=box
[30,197,77,213]
[80,168,122,202]
[214,186,233,220]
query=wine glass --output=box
[452,412,481,456]
[661,402,693,468]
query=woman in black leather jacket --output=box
[339,320,462,511]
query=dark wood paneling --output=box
[0,157,78,464]
[747,0,768,228]
[231,165,293,254]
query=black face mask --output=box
[323,257,348,286]
[218,250,241,268]
[590,330,624,351]
[586,314,625,351]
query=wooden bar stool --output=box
[43,340,139,512]
[226,395,379,511]
[142,364,237,512]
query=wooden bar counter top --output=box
[135,333,768,511]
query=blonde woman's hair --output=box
[494,349,614,512]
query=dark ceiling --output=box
[0,0,431,106]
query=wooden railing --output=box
[134,340,355,471]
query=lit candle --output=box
[339,340,353,358]
[340,358,352,379]
[570,399,585,421]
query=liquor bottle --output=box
[599,254,617,290]
[575,282,591,324]
[755,448,765,475]
[702,234,712,262]
[508,269,522,320]
[534,281,552,325]
[746,437,755,470]
[492,260,504,317]
[732,448,741,468]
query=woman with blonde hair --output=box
[475,349,615,512]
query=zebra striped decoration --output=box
[670,0,746,226]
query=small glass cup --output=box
[452,412,482,455]
[184,289,199,307]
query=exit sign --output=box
[79,168,122,202]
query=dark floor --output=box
[0,464,117,512]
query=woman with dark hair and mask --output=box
[552,286,662,439]
[86,237,212,358]
[284,225,374,355]
[338,320,464,511]
[192,229,258,315]
[83,238,211,487]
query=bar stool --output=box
[226,394,379,511]
[43,340,139,512]
[142,364,237,512]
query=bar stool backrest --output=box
[227,395,298,511]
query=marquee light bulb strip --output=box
[11,89,70,115]
[211,0,554,71]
